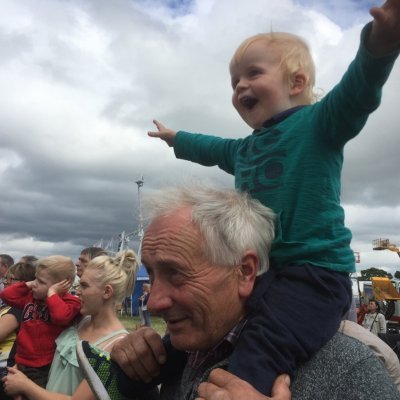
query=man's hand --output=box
[147,120,177,147]
[368,0,400,55]
[47,279,71,297]
[110,327,166,382]
[196,369,291,400]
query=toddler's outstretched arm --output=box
[367,0,400,55]
[147,119,176,147]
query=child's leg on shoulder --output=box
[18,364,51,388]
[228,265,352,396]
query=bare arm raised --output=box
[367,0,400,55]
[147,119,177,147]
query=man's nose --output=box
[147,280,173,313]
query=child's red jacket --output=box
[0,282,81,367]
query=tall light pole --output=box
[135,176,144,257]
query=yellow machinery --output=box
[371,277,400,301]
[370,239,400,327]
[373,238,400,258]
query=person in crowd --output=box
[139,283,151,327]
[362,299,387,336]
[0,254,15,307]
[18,256,38,266]
[357,301,369,325]
[76,248,107,279]
[2,250,159,400]
[145,0,400,394]
[0,262,37,400]
[71,247,107,295]
[0,255,80,388]
[0,255,14,285]
[77,184,399,400]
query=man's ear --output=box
[237,251,258,298]
[290,72,307,96]
[104,284,113,300]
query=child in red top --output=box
[0,255,80,388]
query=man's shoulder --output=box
[295,332,372,381]
[292,332,399,399]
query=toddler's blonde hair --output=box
[231,32,316,104]
[36,255,76,283]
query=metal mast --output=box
[135,176,144,257]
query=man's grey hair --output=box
[144,183,275,274]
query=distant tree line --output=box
[358,267,398,281]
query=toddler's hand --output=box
[48,279,71,297]
[368,0,400,55]
[25,280,35,289]
[148,120,176,147]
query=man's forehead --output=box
[146,208,194,235]
[142,210,201,258]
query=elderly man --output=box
[78,184,399,400]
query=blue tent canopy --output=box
[124,264,149,316]
[136,264,149,280]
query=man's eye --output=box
[169,270,186,285]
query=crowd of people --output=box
[0,250,151,398]
[1,1,400,399]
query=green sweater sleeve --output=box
[174,130,242,175]
[314,22,399,146]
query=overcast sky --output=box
[0,0,399,275]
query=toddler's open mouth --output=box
[240,96,258,109]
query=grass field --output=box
[118,315,167,336]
